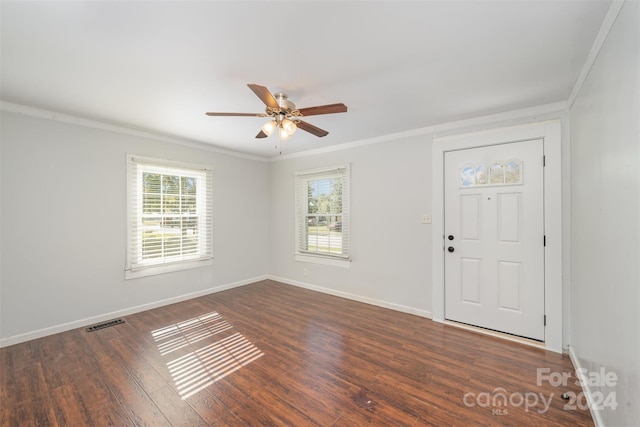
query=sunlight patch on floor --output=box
[152,311,264,399]
[151,311,233,355]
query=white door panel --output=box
[444,139,544,341]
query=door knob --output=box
[447,246,455,253]
[448,235,454,240]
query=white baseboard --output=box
[567,345,604,427]
[268,275,433,319]
[0,275,268,348]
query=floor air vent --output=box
[85,318,125,332]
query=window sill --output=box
[125,258,213,280]
[295,254,351,268]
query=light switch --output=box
[421,214,432,224]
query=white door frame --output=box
[432,120,562,353]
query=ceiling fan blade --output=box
[297,120,329,137]
[205,112,267,117]
[247,84,279,109]
[255,130,268,139]
[298,103,347,117]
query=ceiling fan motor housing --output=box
[273,93,296,112]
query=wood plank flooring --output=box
[1,280,593,426]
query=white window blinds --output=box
[126,155,213,277]
[295,164,350,261]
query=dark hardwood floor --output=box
[1,280,593,426]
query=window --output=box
[126,155,212,278]
[295,164,350,267]
[460,159,523,188]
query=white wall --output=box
[3,13,637,427]
[570,1,640,426]
[0,111,269,344]
[269,135,433,317]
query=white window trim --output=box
[294,164,351,268]
[126,154,213,279]
[126,258,213,280]
[294,253,351,268]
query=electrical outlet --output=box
[421,214,432,224]
[303,267,309,277]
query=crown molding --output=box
[0,101,269,162]
[271,101,568,162]
[568,0,625,108]
[2,99,569,163]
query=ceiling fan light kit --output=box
[261,120,277,137]
[261,116,297,141]
[206,84,347,147]
[281,118,297,136]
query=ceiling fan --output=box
[206,84,347,141]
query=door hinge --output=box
[544,315,547,326]
[543,155,546,167]
[544,235,546,246]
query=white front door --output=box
[444,139,545,341]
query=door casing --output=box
[432,120,563,353]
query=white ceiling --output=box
[1,1,612,158]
